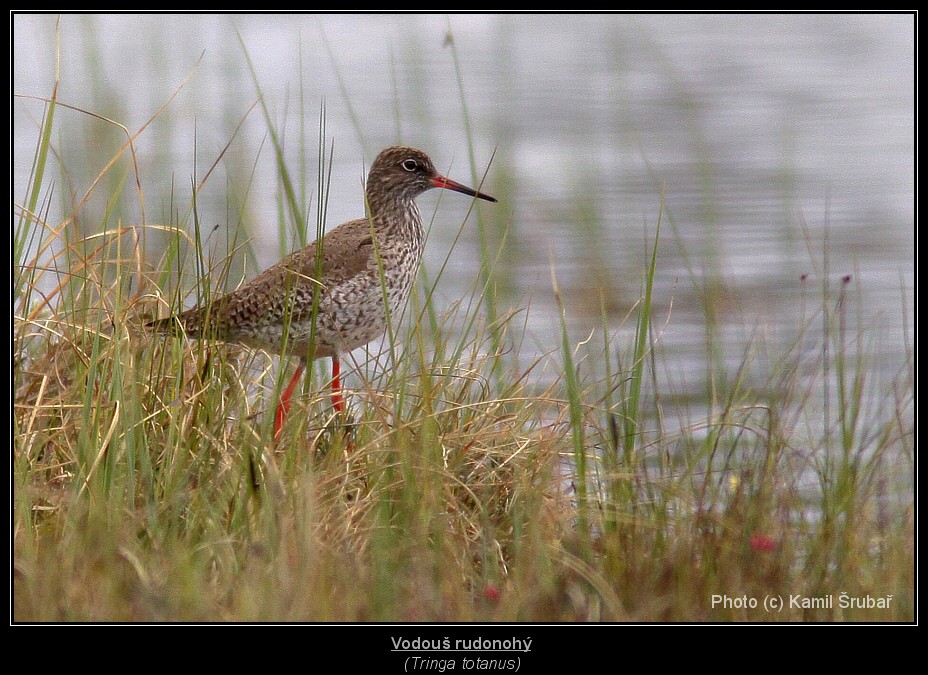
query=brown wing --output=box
[150,218,375,341]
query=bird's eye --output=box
[402,159,418,172]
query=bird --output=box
[148,145,497,440]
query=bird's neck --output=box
[365,192,424,244]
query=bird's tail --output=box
[146,307,208,338]
[146,315,185,335]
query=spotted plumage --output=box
[148,145,496,438]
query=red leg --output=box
[274,363,305,440]
[331,357,353,453]
[330,357,345,414]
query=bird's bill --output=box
[431,175,497,203]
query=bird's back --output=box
[149,217,388,359]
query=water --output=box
[13,14,914,418]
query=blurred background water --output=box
[13,14,914,427]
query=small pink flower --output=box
[483,584,501,602]
[750,534,776,553]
